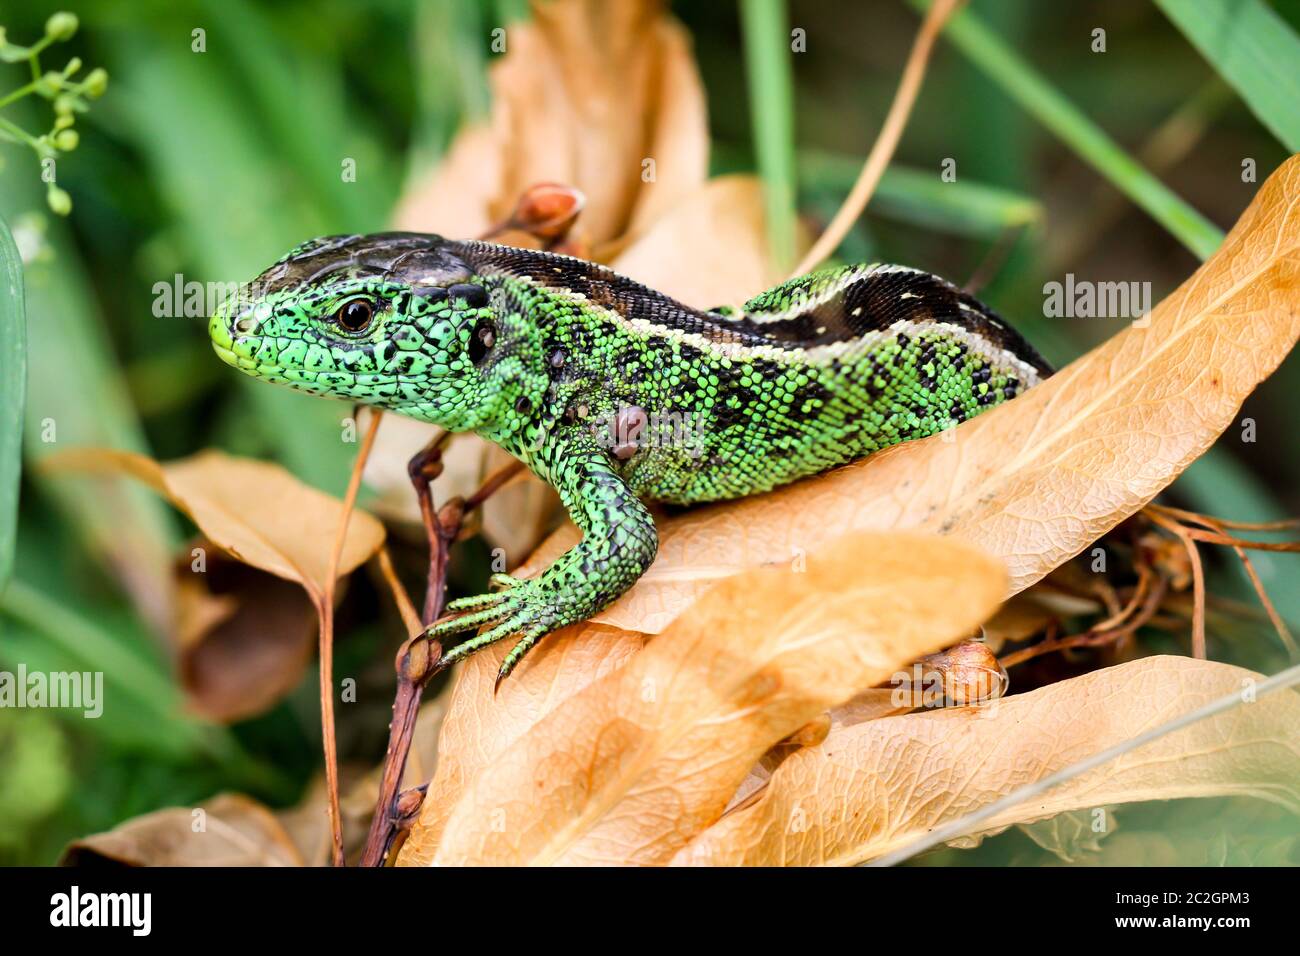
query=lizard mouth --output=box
[209,308,247,368]
[212,342,240,368]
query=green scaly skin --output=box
[210,233,1051,684]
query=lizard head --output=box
[210,232,546,433]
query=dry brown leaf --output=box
[61,794,302,867]
[396,0,708,251]
[394,124,503,238]
[673,656,1300,866]
[395,622,646,865]
[527,151,1300,634]
[44,448,385,603]
[407,532,1004,866]
[611,175,791,308]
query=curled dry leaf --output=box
[672,656,1300,866]
[61,794,303,867]
[395,0,709,255]
[400,532,1005,866]
[729,641,1007,816]
[904,640,1008,707]
[527,152,1300,634]
[173,543,318,723]
[42,448,385,604]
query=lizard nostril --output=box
[234,314,257,335]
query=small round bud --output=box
[46,185,72,216]
[53,129,78,151]
[34,72,62,97]
[82,67,108,98]
[45,12,79,41]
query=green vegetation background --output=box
[1,0,1298,865]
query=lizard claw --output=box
[487,572,524,592]
[493,628,547,694]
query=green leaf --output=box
[911,0,1225,260]
[1155,0,1300,152]
[0,215,24,595]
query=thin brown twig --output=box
[1088,566,1152,634]
[1229,543,1299,658]
[789,0,963,278]
[1151,505,1298,658]
[1146,508,1207,659]
[359,450,525,867]
[1179,529,1300,552]
[464,459,526,511]
[1000,570,1167,670]
[376,545,422,636]
[409,430,453,624]
[1148,503,1300,533]
[319,408,384,866]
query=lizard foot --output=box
[427,579,558,685]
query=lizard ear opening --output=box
[468,316,496,364]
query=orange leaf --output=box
[674,656,1300,865]
[395,622,645,865]
[415,532,1004,866]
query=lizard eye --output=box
[468,317,496,364]
[335,298,375,333]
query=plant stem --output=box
[740,0,798,272]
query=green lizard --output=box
[210,232,1050,683]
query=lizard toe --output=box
[426,600,511,641]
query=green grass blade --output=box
[741,0,799,271]
[911,0,1225,260]
[0,141,179,624]
[801,151,1043,237]
[1155,0,1300,152]
[0,216,23,595]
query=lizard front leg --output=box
[427,438,658,686]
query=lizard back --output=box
[454,241,1052,504]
